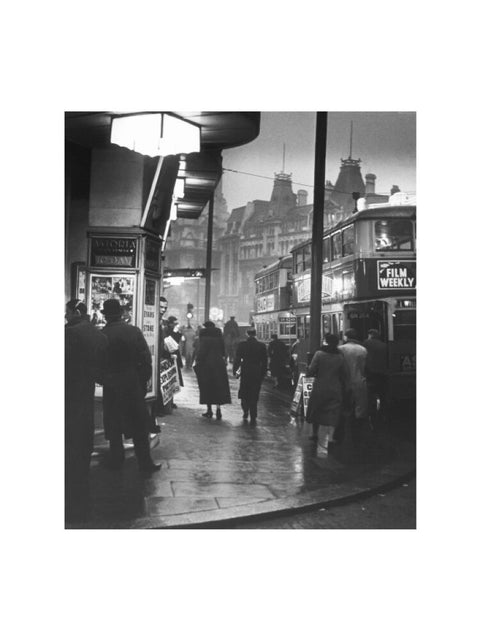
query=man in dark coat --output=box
[267,334,289,388]
[233,328,268,426]
[363,328,389,428]
[223,316,240,363]
[65,299,107,523]
[101,298,161,472]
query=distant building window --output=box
[375,220,413,251]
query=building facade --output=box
[218,155,392,323]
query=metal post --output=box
[204,195,214,322]
[308,112,328,363]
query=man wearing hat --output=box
[101,298,161,472]
[232,328,268,426]
[65,299,108,523]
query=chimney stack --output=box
[365,173,376,194]
[297,189,308,206]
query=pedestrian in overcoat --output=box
[233,328,268,426]
[101,298,160,472]
[339,328,368,444]
[194,320,231,420]
[306,333,351,455]
[65,299,107,523]
[267,334,289,387]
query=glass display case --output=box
[86,228,162,401]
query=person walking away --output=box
[339,328,368,446]
[363,328,388,430]
[65,299,107,523]
[182,323,196,369]
[194,320,231,420]
[267,334,289,388]
[290,338,301,387]
[223,316,240,363]
[232,328,268,426]
[101,298,161,472]
[305,333,351,456]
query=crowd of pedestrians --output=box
[65,292,389,524]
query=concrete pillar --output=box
[89,148,145,227]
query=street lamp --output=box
[110,113,201,158]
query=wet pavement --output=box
[73,368,416,529]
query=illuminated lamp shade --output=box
[110,113,201,157]
[174,178,185,199]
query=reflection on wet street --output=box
[84,368,412,528]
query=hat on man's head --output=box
[167,315,178,324]
[203,320,215,328]
[101,298,122,317]
[247,328,256,336]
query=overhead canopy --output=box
[66,111,259,223]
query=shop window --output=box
[375,219,414,251]
[342,226,354,256]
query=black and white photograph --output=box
[65,110,417,530]
[5,3,478,639]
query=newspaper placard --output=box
[159,358,178,405]
[290,375,314,417]
[302,377,314,411]
[290,374,305,416]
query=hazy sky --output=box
[222,112,416,211]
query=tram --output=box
[253,193,417,401]
[251,256,297,349]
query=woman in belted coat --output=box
[194,321,231,420]
[306,333,351,454]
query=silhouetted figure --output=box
[363,328,388,428]
[65,299,107,523]
[267,334,289,388]
[223,316,240,363]
[194,320,231,420]
[339,328,368,445]
[101,299,161,472]
[233,328,268,426]
[306,333,351,456]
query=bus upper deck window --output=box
[375,220,413,251]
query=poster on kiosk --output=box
[85,229,162,402]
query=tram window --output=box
[375,220,414,251]
[323,238,331,263]
[332,233,342,260]
[342,226,354,256]
[322,314,332,337]
[305,315,310,339]
[393,309,416,340]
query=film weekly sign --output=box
[377,260,416,290]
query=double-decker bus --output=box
[291,193,416,401]
[251,256,297,349]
